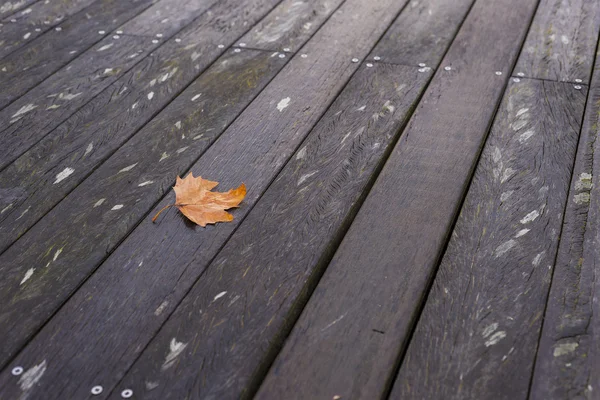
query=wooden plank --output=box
[238,0,344,52]
[0,0,331,368]
[254,0,541,398]
[0,0,220,110]
[514,0,600,83]
[0,0,220,167]
[0,0,281,254]
[528,55,600,399]
[367,0,474,67]
[0,0,39,19]
[0,0,98,59]
[115,64,430,400]
[391,79,585,400]
[0,0,155,108]
[0,0,414,395]
[0,48,286,400]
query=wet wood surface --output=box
[1,0,600,398]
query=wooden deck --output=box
[0,0,599,398]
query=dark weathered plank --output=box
[0,0,282,254]
[391,79,585,400]
[0,0,331,369]
[514,0,600,83]
[255,0,540,397]
[238,0,344,52]
[0,0,156,108]
[0,0,98,59]
[368,0,474,67]
[528,54,600,399]
[0,0,414,396]
[0,0,221,169]
[115,63,429,400]
[0,0,39,19]
[0,48,286,400]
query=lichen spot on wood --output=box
[162,338,188,370]
[277,97,291,112]
[54,167,74,184]
[485,331,506,347]
[18,360,47,391]
[575,173,593,191]
[573,193,590,204]
[111,204,124,211]
[495,239,516,257]
[520,210,540,224]
[553,342,578,357]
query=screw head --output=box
[55,27,62,31]
[116,30,123,34]
[575,79,583,83]
[418,63,426,67]
[351,58,359,63]
[283,47,291,52]
[418,67,431,73]
[217,44,224,48]
[156,33,163,38]
[517,72,525,77]
[278,53,285,58]
[113,35,120,39]
[238,42,246,47]
[373,56,381,61]
[574,85,582,90]
[234,48,241,53]
[366,63,373,68]
[91,386,103,395]
[513,78,521,83]
[300,54,307,58]
[11,366,23,376]
[444,66,451,71]
[175,38,181,42]
[121,389,133,398]
[98,30,105,34]
[152,39,158,43]
[495,71,502,75]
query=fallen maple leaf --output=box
[152,173,246,227]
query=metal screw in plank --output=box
[11,367,23,376]
[121,389,133,398]
[91,386,103,395]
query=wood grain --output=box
[528,53,600,399]
[239,0,344,52]
[255,0,540,398]
[368,0,474,67]
[0,49,286,400]
[514,0,600,83]
[0,0,283,366]
[0,0,98,59]
[116,63,430,400]
[392,79,585,400]
[0,0,156,109]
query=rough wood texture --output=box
[529,59,600,399]
[116,63,429,400]
[0,0,98,59]
[0,49,286,400]
[514,0,600,84]
[368,0,474,67]
[0,34,154,163]
[0,0,220,166]
[0,0,283,366]
[0,0,155,108]
[256,0,540,398]
[0,0,39,19]
[239,0,343,52]
[392,79,585,400]
[0,0,282,256]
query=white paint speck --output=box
[138,181,154,187]
[485,331,506,347]
[532,251,545,267]
[277,97,291,112]
[520,210,540,224]
[554,342,578,357]
[175,121,182,129]
[500,191,513,202]
[111,204,124,210]
[298,171,317,186]
[516,108,529,117]
[154,300,169,316]
[176,147,188,154]
[482,322,498,338]
[515,229,530,238]
[23,32,31,39]
[84,143,93,156]
[357,105,366,111]
[20,268,35,285]
[162,338,187,370]
[97,43,113,52]
[19,360,47,391]
[12,103,37,119]
[147,92,154,100]
[495,239,516,257]
[296,146,307,160]
[561,35,569,44]
[94,198,105,207]
[53,248,62,262]
[160,152,169,162]
[54,167,74,184]
[213,291,227,301]
[118,163,138,173]
[191,93,201,101]
[518,129,535,143]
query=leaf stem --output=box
[152,204,174,222]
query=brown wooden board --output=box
[0,0,221,168]
[528,55,600,399]
[0,0,416,396]
[514,0,600,84]
[0,0,98,59]
[238,0,344,52]
[0,48,286,400]
[0,0,156,108]
[255,0,540,398]
[0,0,283,255]
[0,0,39,19]
[367,0,474,67]
[391,79,586,400]
[114,63,430,400]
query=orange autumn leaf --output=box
[152,173,246,227]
